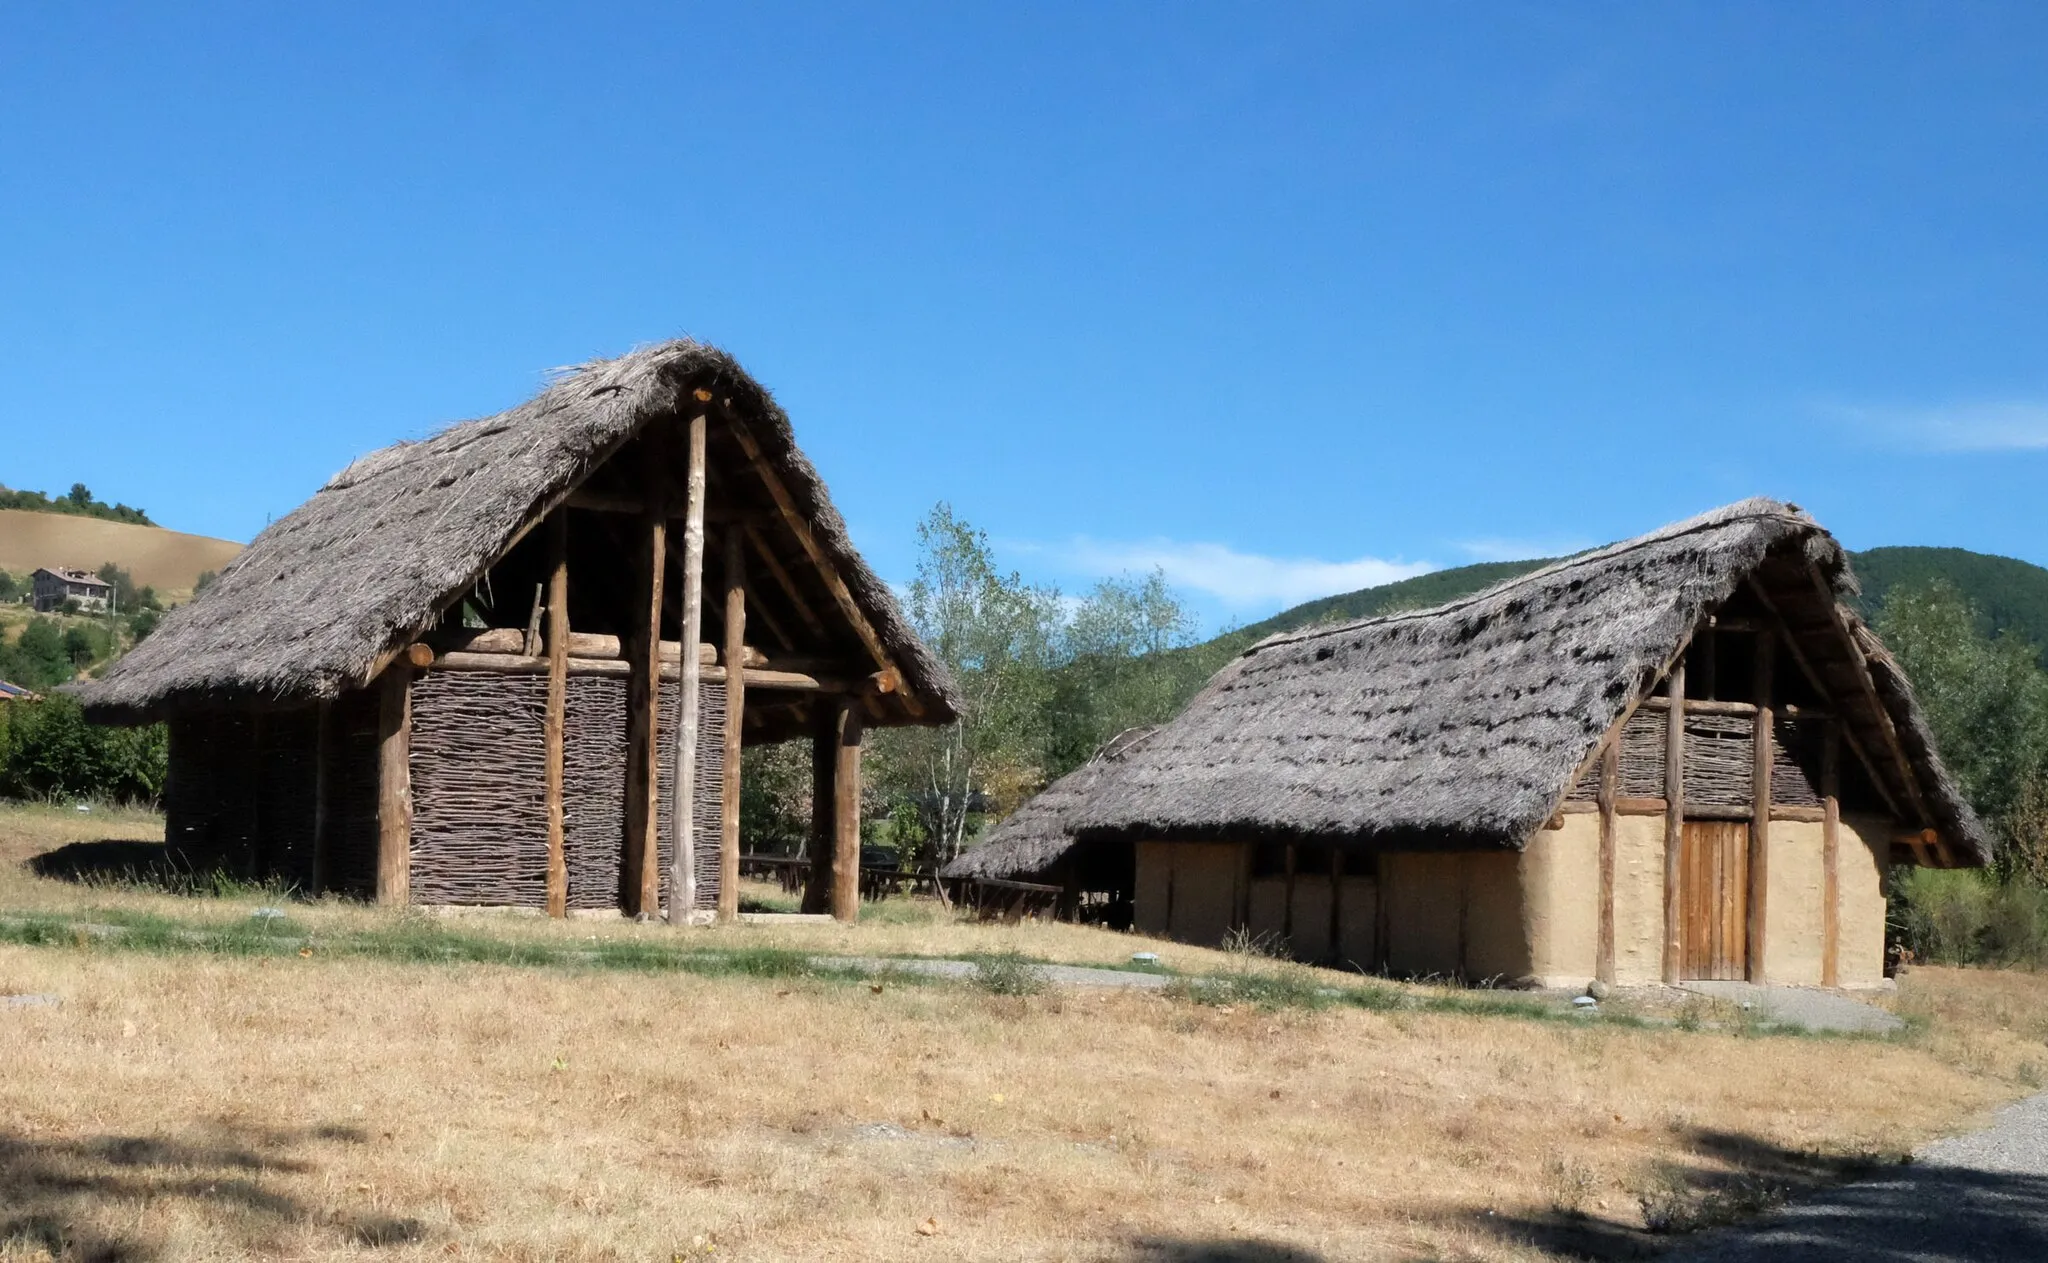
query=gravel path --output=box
[1666,1091,2048,1261]
[1675,980,1904,1034]
[812,956,1174,988]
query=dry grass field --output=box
[3,803,2046,1262]
[0,510,241,603]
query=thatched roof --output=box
[81,340,958,724]
[941,727,1157,881]
[1064,499,1988,864]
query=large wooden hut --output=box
[949,500,1988,988]
[82,341,958,922]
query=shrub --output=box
[0,694,167,805]
[1892,867,2048,968]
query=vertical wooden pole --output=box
[1749,633,1775,982]
[375,666,413,907]
[833,701,864,924]
[718,531,746,924]
[622,464,667,918]
[1596,739,1618,985]
[1374,851,1392,972]
[803,705,836,916]
[1281,843,1298,940]
[1327,847,1344,967]
[669,413,707,925]
[310,699,332,896]
[1822,720,1842,987]
[1662,660,1687,985]
[543,509,569,919]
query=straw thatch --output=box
[80,340,959,724]
[1069,499,1989,864]
[941,727,1157,881]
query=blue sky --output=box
[4,3,2046,632]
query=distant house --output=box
[32,567,112,613]
[947,499,1989,991]
[0,680,40,703]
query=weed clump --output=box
[973,953,1048,996]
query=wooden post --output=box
[1281,844,1298,941]
[669,413,708,925]
[1749,633,1775,982]
[718,531,746,924]
[1374,851,1392,972]
[310,700,332,896]
[1327,847,1344,967]
[1822,720,1841,987]
[375,666,413,906]
[833,701,864,924]
[1662,659,1686,985]
[803,704,836,916]
[622,471,667,918]
[1596,739,1618,985]
[543,509,569,919]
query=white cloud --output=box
[1054,537,1437,608]
[1455,537,1591,564]
[1826,401,2048,452]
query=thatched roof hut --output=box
[1076,498,1986,863]
[963,499,1986,990]
[82,339,956,924]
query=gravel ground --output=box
[1665,1091,2048,1261]
[1674,980,1905,1034]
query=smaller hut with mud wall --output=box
[949,500,1988,989]
[82,341,959,923]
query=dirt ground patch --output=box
[2,803,2044,1261]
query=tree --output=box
[2,618,72,690]
[1876,580,2048,831]
[66,483,91,508]
[873,504,1064,864]
[1042,571,1204,776]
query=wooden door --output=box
[1680,819,1749,981]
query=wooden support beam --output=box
[833,700,864,924]
[310,699,332,896]
[1770,805,1829,823]
[1282,843,1298,941]
[739,572,795,652]
[1617,797,1669,815]
[803,706,835,917]
[1749,630,1774,983]
[744,524,829,643]
[1663,659,1686,986]
[375,666,413,906]
[669,413,707,926]
[719,532,746,924]
[1822,719,1841,988]
[727,418,922,717]
[523,583,544,658]
[1374,851,1392,972]
[1597,739,1618,986]
[1806,562,1934,831]
[1743,576,1908,823]
[544,509,569,920]
[1328,847,1344,967]
[621,470,667,919]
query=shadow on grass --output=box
[1126,1238,1330,1262]
[25,839,292,901]
[1452,1124,2048,1261]
[0,1120,424,1260]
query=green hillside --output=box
[1847,547,2048,662]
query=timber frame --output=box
[98,342,958,924]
